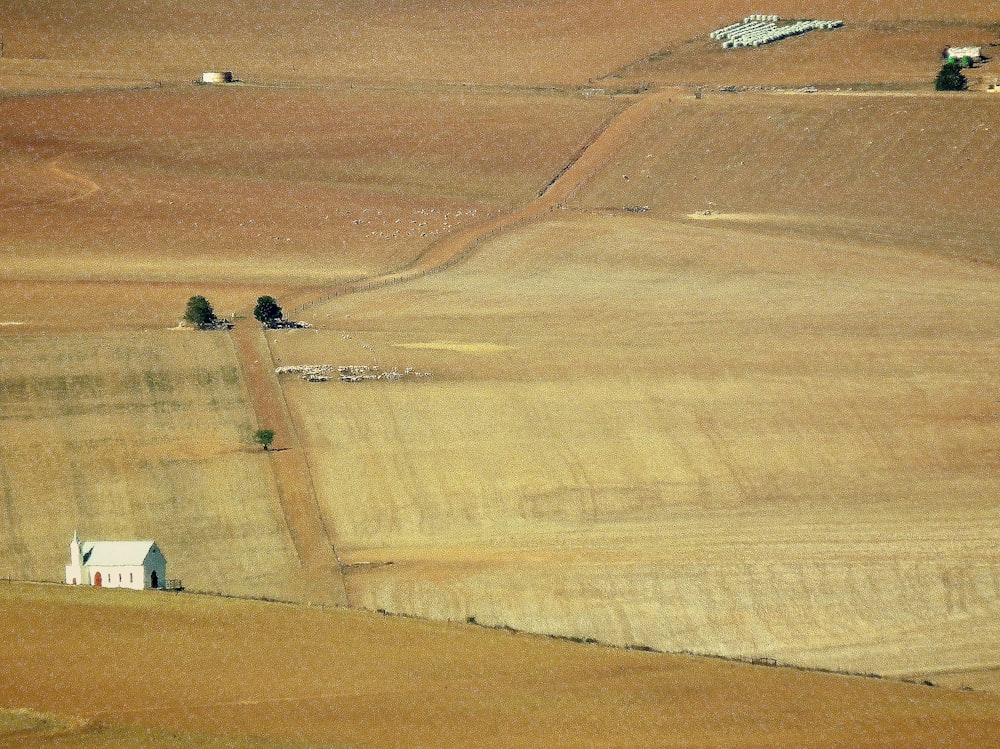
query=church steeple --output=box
[70,531,81,569]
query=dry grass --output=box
[0,332,302,599]
[3,582,1000,748]
[274,211,999,682]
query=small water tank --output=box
[201,71,234,84]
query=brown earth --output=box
[3,1,998,89]
[0,85,614,331]
[230,324,348,606]
[3,582,1000,749]
[574,90,1000,263]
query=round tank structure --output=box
[201,71,233,84]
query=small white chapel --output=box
[65,532,168,590]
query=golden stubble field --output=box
[0,331,305,600]
[1,1,999,741]
[4,582,1000,748]
[275,205,998,686]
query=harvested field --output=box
[4,1,998,89]
[576,91,1000,262]
[276,212,999,682]
[2,0,999,739]
[3,582,1000,748]
[0,332,302,600]
[0,85,615,331]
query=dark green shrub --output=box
[935,60,968,91]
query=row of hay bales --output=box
[711,17,843,49]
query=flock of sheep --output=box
[275,364,431,383]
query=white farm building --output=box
[946,46,982,61]
[65,532,167,590]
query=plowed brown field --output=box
[4,1,998,88]
[0,85,614,331]
[3,583,1000,748]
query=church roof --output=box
[81,540,159,567]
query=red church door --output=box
[93,571,102,587]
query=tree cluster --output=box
[183,295,223,329]
[183,295,287,329]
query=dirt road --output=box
[229,325,348,606]
[228,89,670,604]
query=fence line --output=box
[288,201,564,315]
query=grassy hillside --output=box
[0,332,302,599]
[274,210,999,683]
[4,583,1000,748]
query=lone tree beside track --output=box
[254,295,284,327]
[184,295,219,329]
[254,428,275,451]
[935,59,968,91]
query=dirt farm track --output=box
[1,1,1000,745]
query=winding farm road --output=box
[229,88,671,606]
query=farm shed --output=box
[64,532,167,590]
[946,46,982,61]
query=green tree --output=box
[184,295,218,329]
[254,429,275,451]
[253,295,283,327]
[935,59,968,91]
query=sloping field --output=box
[573,91,1000,262]
[0,0,685,87]
[0,331,304,600]
[274,210,999,684]
[2,0,999,731]
[4,1,997,89]
[0,85,615,331]
[608,12,999,90]
[3,583,1000,748]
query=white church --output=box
[65,532,168,590]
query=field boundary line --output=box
[288,89,671,315]
[229,325,349,606]
[227,89,668,609]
